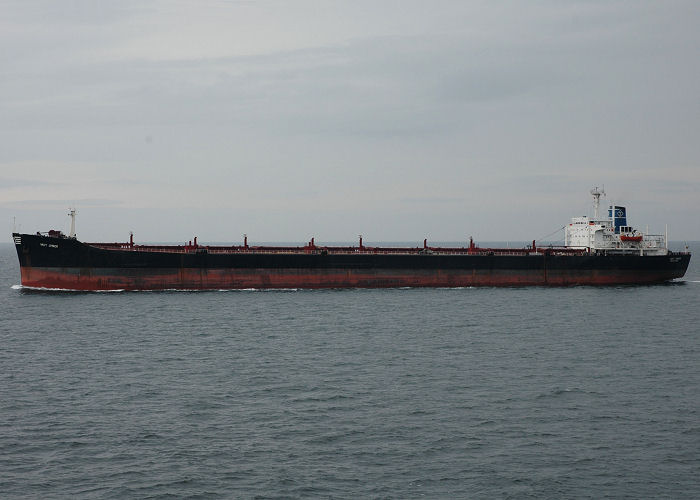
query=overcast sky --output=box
[2,0,699,243]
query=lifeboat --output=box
[620,234,643,242]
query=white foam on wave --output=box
[11,284,125,292]
[12,286,306,293]
[156,288,199,292]
[130,288,304,292]
[12,284,78,292]
[218,287,301,292]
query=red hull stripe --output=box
[20,267,684,290]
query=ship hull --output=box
[18,265,689,290]
[13,233,691,290]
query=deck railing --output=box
[89,243,588,257]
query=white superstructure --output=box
[564,188,667,255]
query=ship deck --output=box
[88,242,589,257]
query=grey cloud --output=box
[0,178,58,189]
[1,0,699,240]
[1,198,121,206]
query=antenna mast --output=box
[590,186,605,220]
[68,208,76,238]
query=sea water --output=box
[1,243,699,499]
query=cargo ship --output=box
[12,189,690,290]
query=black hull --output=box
[13,233,691,290]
